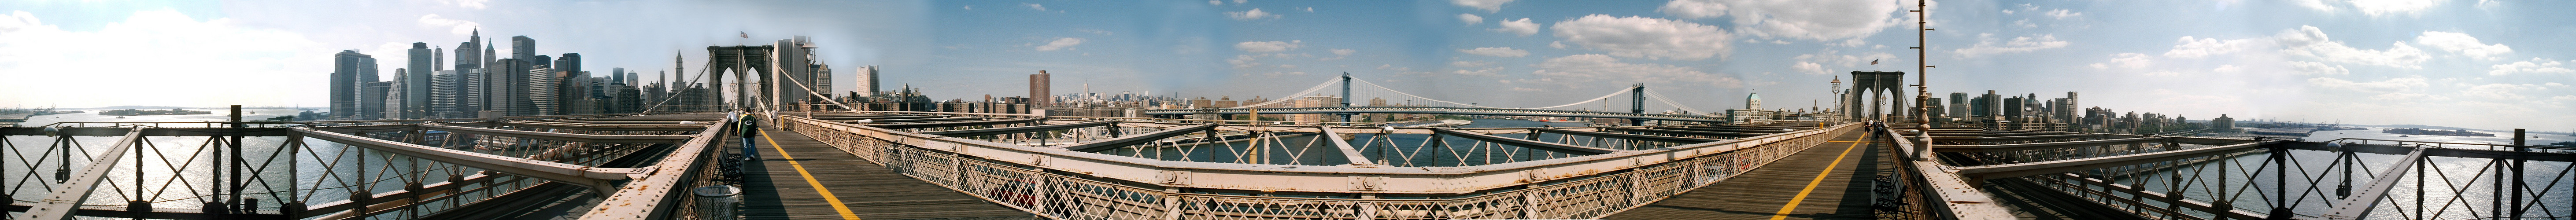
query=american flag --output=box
[739,31,748,38]
[1870,59,1879,65]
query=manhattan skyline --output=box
[0,0,2570,131]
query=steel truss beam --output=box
[865,118,1042,129]
[2048,173,2271,220]
[922,121,1116,137]
[2320,148,2427,220]
[1535,128,1724,143]
[496,121,709,131]
[1598,127,1762,137]
[841,117,979,124]
[13,128,142,220]
[577,115,730,220]
[1952,142,2269,183]
[295,128,634,193]
[1058,124,1217,152]
[1432,128,1618,155]
[1318,126,1374,165]
[421,124,692,143]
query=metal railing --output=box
[780,115,1852,219]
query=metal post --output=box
[2510,128,2525,219]
[1911,0,1934,161]
[2272,143,2290,218]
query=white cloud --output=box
[1526,54,1743,88]
[1549,15,1732,60]
[435,0,489,9]
[2091,53,2153,69]
[2460,83,2542,99]
[1209,0,1222,5]
[1228,55,1262,69]
[1278,64,1296,69]
[2165,36,2257,59]
[1492,18,1537,37]
[1452,67,1504,77]
[1024,3,1047,11]
[0,10,335,108]
[415,14,480,36]
[1658,0,1907,42]
[1450,60,1495,67]
[2308,77,2428,93]
[2293,0,2338,11]
[1227,8,1279,20]
[2350,0,2449,16]
[2288,61,2351,75]
[2412,31,2511,60]
[2214,65,2243,73]
[1792,62,1826,75]
[1548,41,1566,49]
[1452,0,1515,12]
[1235,40,1301,52]
[1458,47,1529,57]
[1953,33,2069,57]
[1035,37,1084,51]
[2043,9,2081,19]
[1457,14,1483,25]
[2488,58,2573,75]
[1331,48,1355,56]
[2276,26,2429,69]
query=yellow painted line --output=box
[1769,139,1866,220]
[761,129,864,220]
[1826,141,1875,143]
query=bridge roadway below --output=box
[1607,125,1885,220]
[737,121,1037,220]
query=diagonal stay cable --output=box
[1223,77,1345,109]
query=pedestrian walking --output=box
[739,113,761,161]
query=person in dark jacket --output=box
[739,113,761,161]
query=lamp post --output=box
[1912,0,1934,161]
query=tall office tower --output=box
[532,55,553,70]
[455,29,483,70]
[510,36,536,65]
[856,66,880,96]
[2062,92,2080,123]
[359,81,389,120]
[429,70,459,118]
[387,69,408,119]
[529,66,559,115]
[625,72,640,87]
[1925,97,1944,117]
[612,67,628,86]
[1030,70,1052,107]
[2003,95,2023,119]
[616,84,643,114]
[770,37,828,108]
[1948,92,1969,119]
[555,53,580,74]
[1979,91,2002,118]
[329,50,374,120]
[484,40,497,70]
[460,68,485,116]
[488,59,531,115]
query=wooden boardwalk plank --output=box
[737,124,1038,220]
[1607,128,1888,220]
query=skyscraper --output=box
[429,70,459,118]
[554,53,580,74]
[511,36,536,65]
[387,69,407,119]
[403,43,434,119]
[856,65,881,96]
[360,81,389,120]
[529,66,559,115]
[330,50,375,120]
[1030,70,1052,107]
[489,59,532,115]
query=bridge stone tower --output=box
[1844,71,1907,121]
[707,45,777,111]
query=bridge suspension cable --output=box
[1222,77,1345,109]
[1353,79,1633,110]
[1641,89,1710,114]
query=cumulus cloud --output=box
[2289,61,2351,75]
[1657,0,1907,42]
[2460,83,2543,99]
[1034,37,1084,51]
[2043,9,2082,19]
[416,14,480,36]
[2090,53,2153,69]
[1234,40,1301,52]
[1452,0,1515,12]
[1331,48,1355,56]
[2488,58,2573,75]
[1549,15,1732,60]
[2308,76,2428,93]
[1792,62,1826,75]
[1526,54,1742,88]
[1024,3,1047,11]
[1458,47,1529,57]
[1457,13,1482,25]
[2350,0,2448,16]
[1953,33,2069,57]
[435,0,489,9]
[1227,8,1279,20]
[1789,49,1898,75]
[2276,26,2429,69]
[2165,36,2257,59]
[2412,31,2511,60]
[1492,18,1537,37]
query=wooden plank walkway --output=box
[737,123,1038,220]
[1607,128,1888,220]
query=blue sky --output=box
[0,0,2570,131]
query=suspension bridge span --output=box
[6,110,2569,220]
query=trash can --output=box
[694,185,741,220]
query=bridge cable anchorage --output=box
[1353,78,1634,110]
[1223,77,1345,109]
